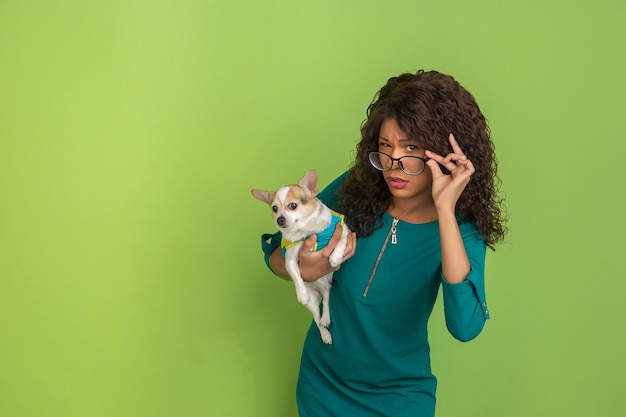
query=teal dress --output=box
[261,172,490,417]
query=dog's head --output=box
[251,169,320,232]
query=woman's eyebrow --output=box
[378,136,413,141]
[379,136,419,144]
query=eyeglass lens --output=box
[369,152,426,175]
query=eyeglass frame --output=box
[367,151,431,176]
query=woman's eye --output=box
[406,145,417,152]
[288,203,298,210]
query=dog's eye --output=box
[288,203,298,210]
[272,205,278,213]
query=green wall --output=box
[1,1,624,416]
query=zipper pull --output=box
[391,219,398,244]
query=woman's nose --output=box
[390,151,403,168]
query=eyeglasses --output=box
[367,151,430,176]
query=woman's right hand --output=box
[298,224,357,281]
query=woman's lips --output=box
[388,176,408,189]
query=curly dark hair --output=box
[337,70,506,249]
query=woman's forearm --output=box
[437,210,471,284]
[268,247,292,280]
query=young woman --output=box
[260,70,506,417]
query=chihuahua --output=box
[252,169,349,344]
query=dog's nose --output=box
[277,216,285,226]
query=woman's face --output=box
[377,118,433,205]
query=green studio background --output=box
[0,1,624,416]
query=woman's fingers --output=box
[300,234,317,253]
[425,154,444,177]
[448,133,464,155]
[426,149,459,174]
[323,225,357,261]
[456,158,475,175]
[301,224,355,261]
[441,134,467,164]
[342,231,357,260]
[319,224,343,254]
[426,134,473,175]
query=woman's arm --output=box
[426,134,475,284]
[437,209,471,283]
[425,134,489,341]
[439,222,489,341]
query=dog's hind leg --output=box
[319,287,331,329]
[303,287,333,344]
[317,325,332,344]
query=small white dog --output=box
[252,170,349,344]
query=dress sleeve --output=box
[259,171,349,275]
[440,221,490,342]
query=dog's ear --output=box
[251,189,274,204]
[299,169,318,195]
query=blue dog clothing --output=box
[281,210,345,256]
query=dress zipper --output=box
[362,218,399,297]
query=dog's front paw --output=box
[329,252,344,268]
[296,290,310,305]
[319,316,331,328]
